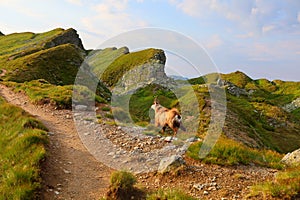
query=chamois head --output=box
[151,97,160,110]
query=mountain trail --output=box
[0,84,112,200]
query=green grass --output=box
[4,80,106,109]
[3,43,83,85]
[88,47,128,77]
[147,189,197,200]
[187,136,283,169]
[110,171,137,191]
[0,28,64,59]
[250,166,300,199]
[101,106,111,111]
[101,48,164,87]
[0,97,48,199]
[226,93,300,153]
[128,84,178,123]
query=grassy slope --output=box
[0,28,111,107]
[188,71,300,153]
[4,44,83,85]
[4,80,106,109]
[0,97,47,199]
[88,47,129,77]
[101,48,164,87]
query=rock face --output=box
[281,148,300,167]
[113,51,176,94]
[224,81,248,97]
[282,98,300,112]
[158,155,185,174]
[44,28,85,50]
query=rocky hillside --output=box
[0,28,85,85]
[189,71,300,153]
[0,28,111,107]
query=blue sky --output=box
[1,0,300,80]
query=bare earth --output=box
[0,84,112,200]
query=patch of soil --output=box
[138,157,278,200]
[0,84,112,200]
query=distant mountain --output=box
[0,31,4,36]
[168,75,188,80]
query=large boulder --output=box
[158,155,185,174]
[44,28,85,50]
[281,148,300,167]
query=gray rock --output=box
[48,132,55,136]
[75,105,87,111]
[193,183,206,191]
[282,98,300,112]
[44,28,85,50]
[164,136,173,142]
[158,155,185,174]
[186,137,199,143]
[281,148,300,167]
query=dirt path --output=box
[0,84,112,200]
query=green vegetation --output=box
[110,171,137,191]
[101,48,164,87]
[129,84,177,123]
[4,80,105,109]
[188,71,300,153]
[88,47,129,77]
[3,43,83,85]
[0,28,64,59]
[221,71,253,88]
[101,106,111,111]
[187,136,283,169]
[0,97,47,199]
[250,166,300,199]
[147,189,197,200]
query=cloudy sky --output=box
[1,0,300,80]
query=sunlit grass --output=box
[250,166,300,199]
[0,97,48,199]
[187,136,284,169]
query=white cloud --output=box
[236,32,255,39]
[170,0,300,35]
[203,34,223,50]
[65,0,82,6]
[262,24,275,34]
[81,0,147,45]
[0,0,43,18]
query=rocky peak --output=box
[151,49,166,64]
[44,28,85,50]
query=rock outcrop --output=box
[281,148,300,167]
[282,98,300,112]
[113,50,177,94]
[44,28,85,50]
[158,155,185,174]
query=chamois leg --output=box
[172,127,178,138]
[160,125,167,134]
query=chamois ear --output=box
[154,97,159,105]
